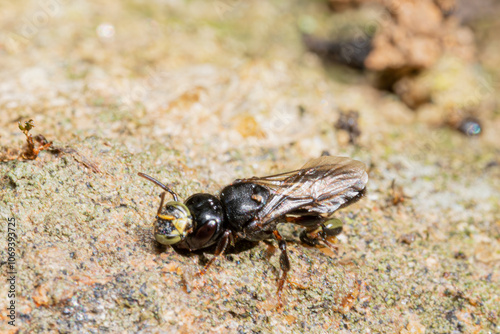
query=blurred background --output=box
[1,0,499,332]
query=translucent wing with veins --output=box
[233,156,368,227]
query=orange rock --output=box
[233,114,266,139]
[396,1,443,36]
[284,315,296,325]
[400,315,426,334]
[162,262,180,273]
[406,36,441,69]
[32,284,50,307]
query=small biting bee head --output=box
[155,201,193,245]
[137,172,193,246]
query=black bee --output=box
[138,156,368,305]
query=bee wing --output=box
[235,156,368,225]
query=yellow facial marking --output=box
[155,232,181,245]
[173,218,191,236]
[157,214,175,220]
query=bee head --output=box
[155,201,193,245]
[138,172,194,246]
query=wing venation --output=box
[234,156,368,226]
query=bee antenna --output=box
[138,172,180,202]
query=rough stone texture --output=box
[326,0,477,72]
[1,1,499,333]
[323,0,492,113]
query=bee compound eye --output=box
[193,219,218,244]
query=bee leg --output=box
[300,218,343,251]
[299,226,322,247]
[318,218,343,249]
[196,230,232,277]
[273,230,290,309]
[157,192,167,215]
[286,215,324,246]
